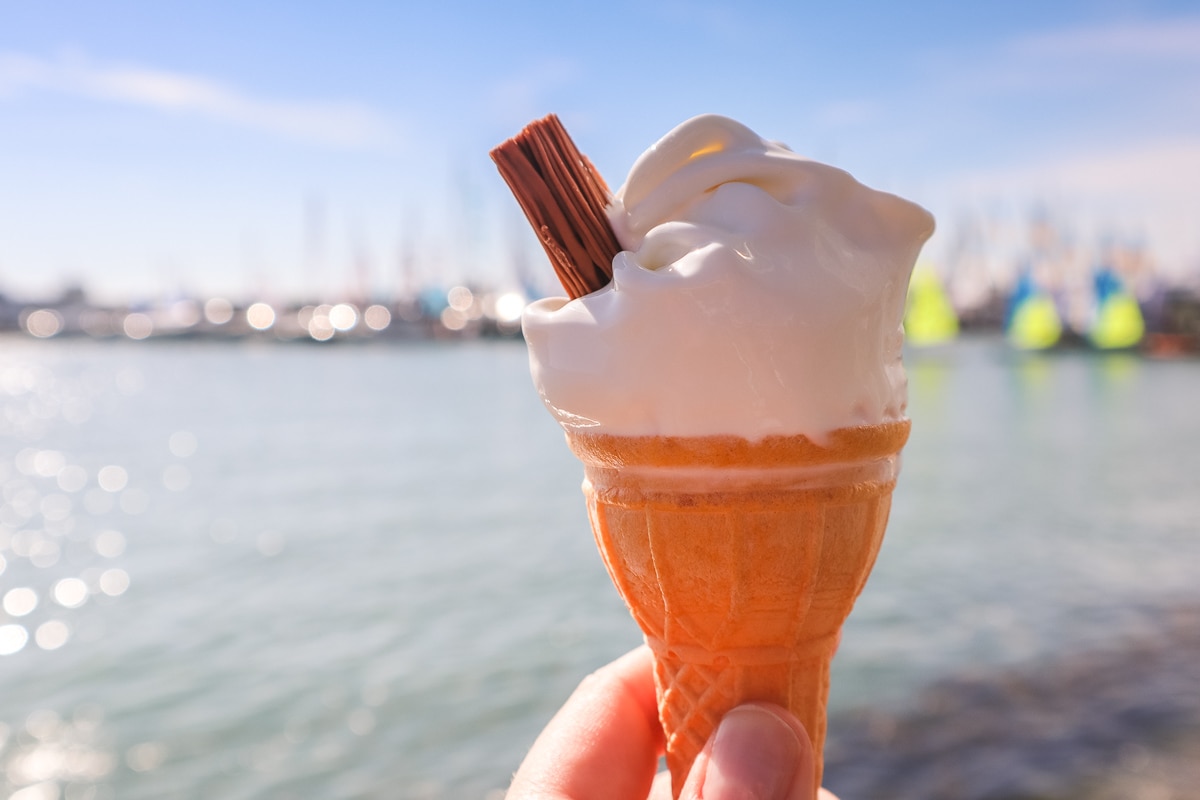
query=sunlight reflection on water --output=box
[0,339,603,799]
[0,344,187,799]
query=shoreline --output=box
[823,602,1200,798]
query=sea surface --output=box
[0,336,1197,799]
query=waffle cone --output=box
[566,421,909,798]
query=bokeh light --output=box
[160,299,201,329]
[32,449,65,477]
[53,578,90,608]
[447,286,473,312]
[35,620,70,650]
[328,303,358,331]
[493,292,526,324]
[3,587,38,617]
[23,309,63,338]
[363,304,391,331]
[97,465,129,492]
[204,297,235,324]
[99,568,130,596]
[123,312,154,340]
[306,306,335,341]
[246,302,276,330]
[0,624,29,656]
[56,464,88,492]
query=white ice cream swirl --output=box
[521,114,934,441]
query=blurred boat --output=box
[904,263,959,347]
[1087,268,1145,351]
[1005,271,1062,351]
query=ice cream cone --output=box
[567,420,910,798]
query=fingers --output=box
[507,646,664,800]
[679,702,824,800]
[506,651,842,800]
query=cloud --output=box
[939,14,1200,97]
[0,50,395,148]
[897,13,1200,189]
[1012,15,1200,61]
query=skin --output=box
[507,646,840,800]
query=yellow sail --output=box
[904,263,959,346]
[1007,292,1062,350]
[1088,271,1145,350]
[1090,292,1144,350]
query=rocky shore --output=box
[823,603,1200,799]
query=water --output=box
[0,336,1197,799]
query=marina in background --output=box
[5,212,1200,356]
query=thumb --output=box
[679,703,818,800]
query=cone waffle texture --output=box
[567,421,910,798]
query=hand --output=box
[507,646,840,800]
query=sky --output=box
[1,0,1198,304]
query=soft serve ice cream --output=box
[521,114,934,441]
[496,113,936,797]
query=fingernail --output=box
[701,705,802,800]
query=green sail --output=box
[904,263,959,346]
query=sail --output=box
[1088,268,1145,350]
[904,263,959,346]
[1006,271,1062,350]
